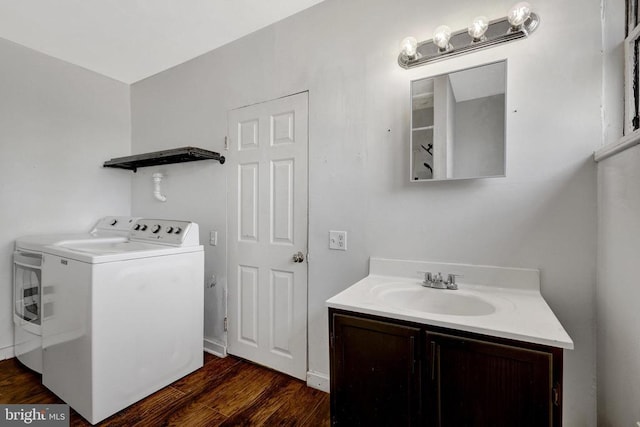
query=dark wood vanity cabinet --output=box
[329,308,564,427]
[330,312,422,426]
[426,331,563,427]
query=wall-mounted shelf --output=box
[103,146,225,172]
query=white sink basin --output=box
[326,258,574,349]
[371,282,496,316]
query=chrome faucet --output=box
[421,272,460,290]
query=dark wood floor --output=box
[0,353,330,426]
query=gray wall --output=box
[597,145,640,426]
[0,38,132,357]
[453,94,505,178]
[129,0,601,424]
[596,0,640,425]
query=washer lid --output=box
[16,234,127,253]
[15,216,140,252]
[41,240,202,264]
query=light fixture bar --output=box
[398,13,539,69]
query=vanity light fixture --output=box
[433,25,452,52]
[398,2,539,69]
[468,16,489,42]
[507,2,532,29]
[400,36,419,59]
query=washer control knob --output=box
[174,227,182,235]
[166,226,174,233]
[141,224,148,231]
[110,219,118,226]
[133,224,141,231]
[152,224,161,234]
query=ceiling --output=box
[0,0,326,84]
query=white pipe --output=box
[151,172,167,202]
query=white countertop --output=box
[326,258,574,350]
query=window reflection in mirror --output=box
[410,60,506,181]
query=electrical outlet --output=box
[209,230,218,246]
[329,231,347,251]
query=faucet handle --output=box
[446,273,463,289]
[418,271,433,286]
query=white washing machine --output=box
[40,219,204,425]
[13,216,140,373]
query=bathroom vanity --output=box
[327,258,573,426]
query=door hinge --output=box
[224,317,228,332]
[552,382,561,406]
[330,332,335,349]
[430,341,437,380]
[224,136,229,150]
[410,336,416,374]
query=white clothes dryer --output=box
[40,219,204,425]
[13,216,140,373]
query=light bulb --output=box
[507,2,532,28]
[468,16,489,41]
[433,25,452,51]
[401,36,418,59]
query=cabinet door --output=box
[426,331,560,427]
[330,312,421,426]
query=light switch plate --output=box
[209,230,218,246]
[329,231,347,251]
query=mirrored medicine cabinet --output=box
[410,60,506,181]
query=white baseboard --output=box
[204,338,227,358]
[306,370,330,393]
[0,344,15,361]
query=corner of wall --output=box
[0,343,15,362]
[306,371,330,393]
[203,338,227,358]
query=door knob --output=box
[292,251,305,263]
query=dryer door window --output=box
[14,252,42,326]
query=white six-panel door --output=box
[227,92,308,380]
